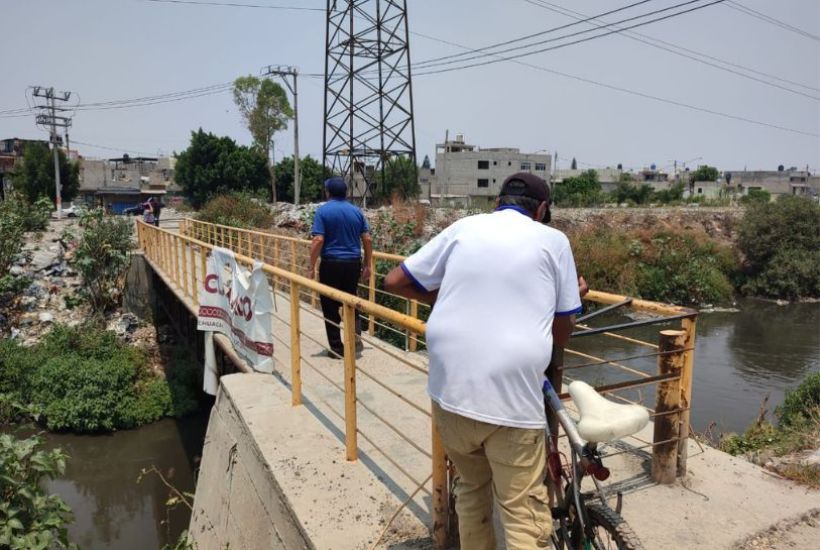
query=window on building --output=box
[477,178,489,188]
[508,161,511,166]
[521,162,531,170]
[697,188,703,194]
[493,161,497,166]
[478,160,489,170]
[535,163,546,171]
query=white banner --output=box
[197,247,274,376]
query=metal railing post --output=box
[343,304,358,461]
[181,240,190,299]
[290,241,297,295]
[431,419,449,550]
[368,256,376,336]
[409,299,419,352]
[290,283,302,406]
[678,317,697,476]
[652,329,686,484]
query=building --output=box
[0,137,50,200]
[726,169,820,200]
[78,155,178,213]
[427,135,551,207]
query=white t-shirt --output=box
[402,207,582,429]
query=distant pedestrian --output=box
[308,177,372,358]
[149,197,163,227]
[142,199,156,225]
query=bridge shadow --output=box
[271,370,432,527]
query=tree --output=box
[571,157,578,170]
[553,169,602,207]
[13,142,79,204]
[374,156,420,201]
[274,155,332,203]
[175,129,269,208]
[691,165,719,182]
[613,181,653,205]
[233,76,293,203]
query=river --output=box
[36,300,817,549]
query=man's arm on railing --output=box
[308,235,324,279]
[552,315,576,347]
[361,232,373,281]
[384,265,439,305]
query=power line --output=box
[137,0,323,11]
[521,0,820,100]
[408,30,820,138]
[725,0,820,42]
[411,0,657,69]
[71,139,159,157]
[413,0,729,74]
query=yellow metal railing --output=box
[146,218,699,545]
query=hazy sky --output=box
[2,0,818,173]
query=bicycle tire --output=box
[579,503,645,550]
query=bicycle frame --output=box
[543,379,617,549]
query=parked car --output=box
[55,204,85,218]
[123,204,146,216]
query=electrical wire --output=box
[724,0,820,42]
[522,0,820,99]
[138,0,323,11]
[413,0,729,75]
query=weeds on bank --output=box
[196,192,273,230]
[719,373,820,488]
[0,324,199,433]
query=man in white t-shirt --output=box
[384,173,583,549]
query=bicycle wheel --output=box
[572,503,645,550]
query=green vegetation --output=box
[0,432,78,549]
[736,196,820,300]
[740,188,770,204]
[233,75,293,203]
[0,197,26,275]
[553,170,603,207]
[571,227,735,306]
[0,324,199,433]
[720,373,820,487]
[373,156,421,201]
[175,129,270,208]
[689,165,719,182]
[274,155,332,203]
[12,142,80,205]
[196,191,274,229]
[74,208,134,313]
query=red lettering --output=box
[204,274,218,294]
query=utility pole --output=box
[32,86,72,219]
[261,65,301,205]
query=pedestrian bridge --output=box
[135,218,742,549]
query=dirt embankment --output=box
[550,206,743,246]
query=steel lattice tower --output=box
[323,0,417,201]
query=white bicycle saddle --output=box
[568,381,650,443]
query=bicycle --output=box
[542,378,649,549]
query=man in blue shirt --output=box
[308,177,373,358]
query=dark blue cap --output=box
[324,176,347,198]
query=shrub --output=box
[570,227,736,305]
[553,170,603,207]
[197,191,274,229]
[0,197,26,274]
[778,372,820,427]
[0,433,78,549]
[0,325,199,433]
[740,188,771,204]
[737,196,820,300]
[74,208,134,312]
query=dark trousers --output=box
[319,258,362,353]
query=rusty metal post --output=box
[342,304,358,461]
[290,283,302,406]
[368,256,376,335]
[678,317,697,476]
[652,329,686,484]
[431,418,448,550]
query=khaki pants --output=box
[432,403,552,550]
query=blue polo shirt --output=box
[311,199,370,260]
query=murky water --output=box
[39,412,209,550]
[28,301,818,548]
[567,298,819,435]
